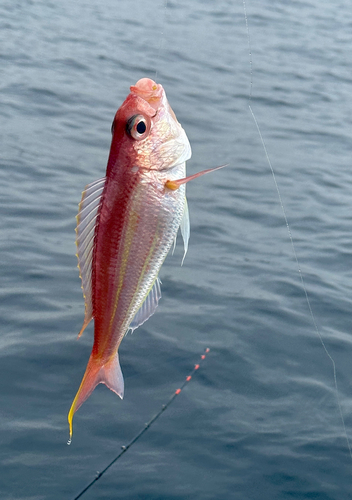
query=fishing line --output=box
[72,348,210,500]
[154,0,168,82]
[242,0,253,103]
[242,0,352,459]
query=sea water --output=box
[0,0,352,498]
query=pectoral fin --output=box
[180,198,190,265]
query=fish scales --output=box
[93,168,186,358]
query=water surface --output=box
[1,0,352,499]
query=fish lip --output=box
[130,78,164,112]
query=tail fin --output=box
[68,351,124,441]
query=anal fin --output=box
[129,278,161,333]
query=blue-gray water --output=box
[1,0,352,498]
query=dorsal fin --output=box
[75,177,106,336]
[129,278,162,333]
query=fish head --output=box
[108,78,191,175]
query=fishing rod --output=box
[72,347,210,500]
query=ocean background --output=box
[1,0,352,498]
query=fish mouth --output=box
[130,78,163,111]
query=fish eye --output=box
[126,114,150,141]
[136,120,146,134]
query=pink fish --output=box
[68,78,223,440]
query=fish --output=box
[68,77,224,440]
